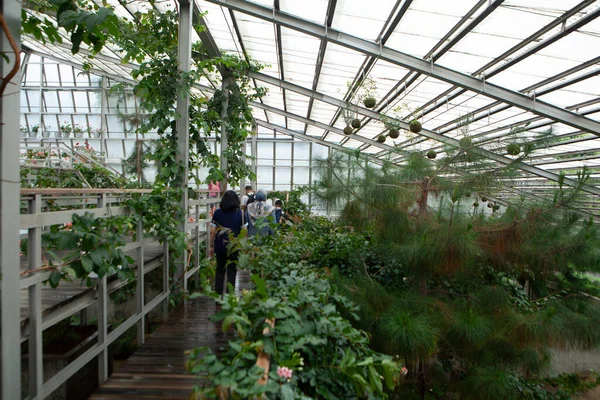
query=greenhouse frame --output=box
[2,0,600,398]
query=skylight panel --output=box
[331,0,397,42]
[317,43,367,98]
[280,0,329,25]
[232,11,279,77]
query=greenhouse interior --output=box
[3,0,600,398]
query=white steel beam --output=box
[1,0,22,396]
[206,0,600,137]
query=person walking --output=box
[211,190,243,296]
[246,189,276,237]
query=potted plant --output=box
[30,124,39,138]
[20,126,28,137]
[60,121,72,138]
[92,128,103,138]
[73,124,84,138]
[41,125,51,138]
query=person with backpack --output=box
[241,185,255,210]
[246,189,276,237]
[211,190,244,297]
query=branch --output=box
[0,11,20,97]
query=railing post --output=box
[28,194,43,399]
[162,241,170,321]
[97,275,108,383]
[195,202,200,288]
[136,218,145,345]
[97,193,109,383]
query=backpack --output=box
[246,193,256,206]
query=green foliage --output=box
[309,149,600,398]
[267,187,311,218]
[42,212,134,287]
[188,250,403,398]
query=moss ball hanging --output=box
[363,97,376,109]
[493,204,500,212]
[377,134,386,143]
[389,129,400,139]
[426,150,437,159]
[464,192,471,197]
[481,196,488,202]
[409,120,422,133]
[459,137,472,149]
[343,126,354,135]
[487,202,493,209]
[473,201,479,208]
[507,143,520,156]
[351,119,361,129]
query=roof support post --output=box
[176,0,193,285]
[1,0,22,396]
[207,0,600,136]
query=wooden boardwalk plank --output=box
[89,271,250,399]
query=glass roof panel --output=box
[331,0,397,42]
[316,43,367,98]
[232,11,279,77]
[200,2,242,54]
[280,0,329,25]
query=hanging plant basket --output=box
[388,129,399,139]
[487,202,493,208]
[481,196,488,202]
[409,120,422,133]
[351,119,361,129]
[507,143,520,156]
[377,135,386,143]
[363,97,376,109]
[473,201,479,208]
[493,204,500,212]
[343,126,354,135]
[426,150,437,159]
[459,137,472,149]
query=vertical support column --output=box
[175,0,193,285]
[100,76,108,159]
[38,56,43,138]
[205,203,211,262]
[219,75,231,192]
[251,121,258,189]
[28,194,43,399]
[0,0,22,395]
[308,142,313,206]
[136,219,145,345]
[97,194,108,383]
[162,241,169,321]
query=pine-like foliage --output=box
[313,142,600,399]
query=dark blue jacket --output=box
[212,208,243,254]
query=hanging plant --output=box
[507,143,520,156]
[426,150,437,159]
[388,129,399,139]
[344,126,354,135]
[464,192,471,197]
[363,97,376,109]
[351,119,361,129]
[481,196,488,202]
[459,137,472,149]
[382,115,402,139]
[409,120,422,133]
[473,201,479,207]
[377,135,386,143]
[487,202,493,209]
[493,204,500,212]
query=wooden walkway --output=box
[89,271,251,399]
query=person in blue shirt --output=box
[211,190,244,296]
[274,199,283,223]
